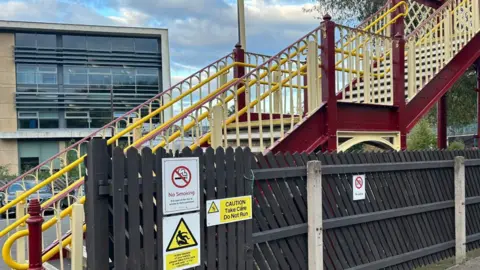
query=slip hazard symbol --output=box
[172,166,192,188]
[166,218,198,252]
[208,202,219,213]
[355,176,363,189]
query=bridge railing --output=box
[406,0,480,100]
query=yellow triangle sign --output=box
[166,218,198,252]
[208,202,219,214]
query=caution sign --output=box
[352,174,366,200]
[208,202,219,213]
[162,157,200,215]
[206,195,252,227]
[163,212,201,270]
[166,218,198,251]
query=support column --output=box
[234,44,246,121]
[27,199,44,270]
[437,95,447,149]
[320,14,337,151]
[392,33,407,149]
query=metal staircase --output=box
[1,0,479,268]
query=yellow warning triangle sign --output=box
[166,218,198,252]
[208,202,219,214]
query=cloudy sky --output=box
[0,0,322,86]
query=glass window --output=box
[36,34,56,48]
[136,75,159,86]
[137,68,158,75]
[66,119,89,128]
[39,119,59,128]
[64,66,87,85]
[135,38,158,52]
[17,65,36,84]
[87,36,111,51]
[112,68,135,86]
[111,37,134,51]
[15,33,36,47]
[19,119,38,129]
[63,35,86,49]
[36,73,57,84]
[20,158,39,173]
[90,118,109,128]
[89,74,111,85]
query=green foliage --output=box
[0,165,17,180]
[303,0,385,22]
[448,140,465,150]
[407,119,437,150]
[426,71,477,128]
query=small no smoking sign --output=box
[352,174,366,200]
[162,157,200,215]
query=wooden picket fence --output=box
[85,138,480,269]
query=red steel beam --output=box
[405,34,480,131]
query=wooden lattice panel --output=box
[405,0,435,35]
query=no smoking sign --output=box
[163,157,200,215]
[352,174,366,201]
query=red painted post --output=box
[233,43,246,121]
[476,59,480,147]
[392,33,407,150]
[437,95,447,149]
[27,199,44,270]
[320,14,337,151]
[390,0,405,37]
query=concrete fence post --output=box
[307,160,323,270]
[16,191,26,265]
[454,156,466,265]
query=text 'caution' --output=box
[206,195,252,227]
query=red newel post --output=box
[27,199,44,270]
[320,14,337,151]
[392,33,407,149]
[234,43,246,121]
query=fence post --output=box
[27,199,43,270]
[16,191,26,265]
[71,203,85,270]
[454,156,466,264]
[307,161,323,270]
[86,138,110,270]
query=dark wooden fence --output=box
[85,138,480,269]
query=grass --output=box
[416,249,480,270]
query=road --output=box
[0,214,70,270]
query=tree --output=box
[425,70,477,129]
[407,119,437,150]
[0,165,17,181]
[303,0,385,22]
[448,140,465,150]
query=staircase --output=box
[0,0,479,268]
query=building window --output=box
[63,35,86,49]
[18,111,59,129]
[65,111,90,128]
[17,64,57,85]
[112,37,134,51]
[135,38,158,52]
[136,68,159,86]
[20,157,39,172]
[87,36,111,51]
[64,66,88,85]
[15,33,56,48]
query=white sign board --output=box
[162,157,200,215]
[352,174,366,200]
[206,195,252,227]
[163,212,201,270]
